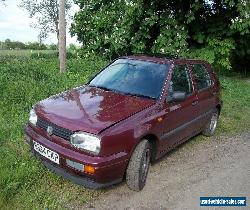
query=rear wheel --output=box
[202,108,219,136]
[126,140,151,191]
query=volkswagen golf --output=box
[25,55,222,191]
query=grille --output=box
[37,118,73,140]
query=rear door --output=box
[159,63,200,154]
[190,63,215,129]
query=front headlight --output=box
[29,108,37,126]
[70,132,101,154]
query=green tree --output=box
[3,39,26,49]
[71,0,250,73]
[48,43,58,50]
[19,0,72,43]
[26,42,47,50]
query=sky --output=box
[0,0,79,45]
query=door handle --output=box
[192,101,198,106]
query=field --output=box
[0,50,249,209]
[0,50,57,57]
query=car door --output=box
[190,63,215,129]
[159,63,200,155]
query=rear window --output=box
[192,64,213,90]
[169,64,193,95]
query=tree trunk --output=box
[59,0,66,73]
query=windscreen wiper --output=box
[89,85,112,92]
[122,92,155,100]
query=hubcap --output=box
[141,148,150,183]
[210,112,218,133]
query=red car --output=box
[25,55,222,191]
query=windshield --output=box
[89,59,169,99]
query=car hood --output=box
[35,86,155,134]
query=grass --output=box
[0,56,107,209]
[218,76,250,134]
[0,53,249,209]
[0,49,57,57]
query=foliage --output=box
[0,50,57,58]
[188,38,235,71]
[0,49,80,60]
[71,0,250,74]
[26,42,47,50]
[19,0,72,42]
[30,51,58,59]
[0,39,49,50]
[48,43,58,50]
[0,39,26,50]
[68,43,78,51]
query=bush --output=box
[30,51,58,59]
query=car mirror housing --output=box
[168,91,186,103]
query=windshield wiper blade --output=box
[89,85,112,91]
[122,92,155,100]
[89,85,155,99]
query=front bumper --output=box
[24,124,128,189]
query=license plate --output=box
[33,140,60,164]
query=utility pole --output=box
[59,0,66,73]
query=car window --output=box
[169,64,193,96]
[89,59,169,99]
[192,64,213,90]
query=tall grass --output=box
[0,56,107,209]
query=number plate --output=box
[33,140,60,164]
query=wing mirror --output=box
[167,91,186,103]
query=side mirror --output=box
[168,91,186,103]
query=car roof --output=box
[121,54,208,65]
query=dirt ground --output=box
[82,132,249,210]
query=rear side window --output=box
[169,64,193,95]
[192,64,213,90]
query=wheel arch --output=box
[140,133,159,162]
[216,104,222,115]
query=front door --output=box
[159,64,199,155]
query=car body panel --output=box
[25,124,129,183]
[35,86,155,134]
[24,55,222,188]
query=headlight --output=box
[70,132,101,154]
[29,108,37,126]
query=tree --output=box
[4,39,26,49]
[71,0,250,73]
[59,0,66,72]
[19,0,72,44]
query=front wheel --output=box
[202,108,219,136]
[126,140,151,191]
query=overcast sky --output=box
[0,0,79,45]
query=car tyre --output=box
[126,139,151,191]
[202,108,219,136]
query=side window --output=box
[169,65,193,96]
[192,64,213,90]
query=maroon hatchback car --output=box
[25,55,222,191]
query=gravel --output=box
[83,132,250,210]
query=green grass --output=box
[218,76,250,134]
[0,50,57,57]
[0,56,107,209]
[0,53,249,209]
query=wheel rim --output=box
[141,148,150,183]
[209,112,218,133]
